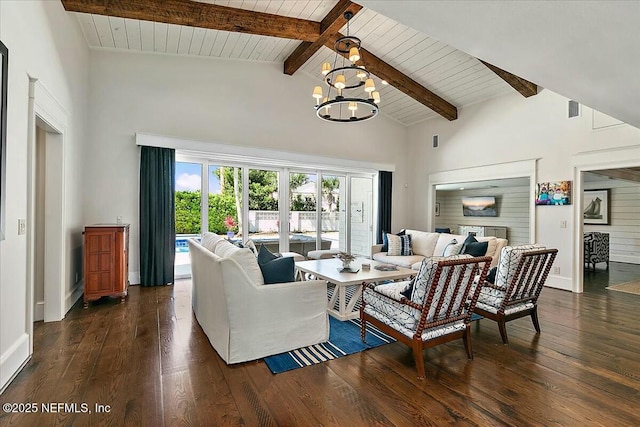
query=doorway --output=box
[581,168,640,294]
[30,116,64,323]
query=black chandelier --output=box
[312,11,380,123]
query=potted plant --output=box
[335,251,356,269]
[223,216,236,240]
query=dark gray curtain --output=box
[140,146,175,286]
[377,171,392,244]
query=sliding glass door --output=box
[289,171,318,256]
[320,175,346,251]
[174,161,202,278]
[349,176,374,257]
[175,156,377,277]
[247,168,280,253]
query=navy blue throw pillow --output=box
[463,241,488,257]
[460,234,478,253]
[257,245,293,284]
[382,229,405,252]
[486,266,497,284]
[257,244,279,264]
[259,256,295,284]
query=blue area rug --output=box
[264,316,395,374]
[263,313,483,374]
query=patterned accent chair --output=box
[360,254,491,379]
[584,232,609,271]
[474,246,558,344]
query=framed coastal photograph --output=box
[0,41,7,241]
[583,189,610,225]
[535,181,572,206]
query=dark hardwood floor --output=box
[2,264,640,426]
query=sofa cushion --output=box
[405,230,439,257]
[215,239,265,285]
[373,253,425,269]
[387,233,413,256]
[201,232,226,252]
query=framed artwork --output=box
[535,181,572,205]
[0,41,7,241]
[435,202,440,216]
[583,189,610,225]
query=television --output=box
[462,196,497,217]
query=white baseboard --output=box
[611,254,640,265]
[129,271,140,285]
[545,275,573,292]
[34,301,45,322]
[0,333,30,393]
[65,281,84,314]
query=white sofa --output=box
[188,233,329,364]
[371,229,508,270]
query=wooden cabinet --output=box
[83,224,129,307]
[459,225,508,239]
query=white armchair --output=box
[188,237,329,364]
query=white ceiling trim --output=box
[135,132,395,173]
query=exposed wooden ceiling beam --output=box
[590,168,640,184]
[326,34,458,121]
[61,0,320,41]
[480,60,538,98]
[284,0,362,75]
[63,0,459,121]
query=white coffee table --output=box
[295,257,416,321]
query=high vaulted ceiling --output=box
[359,0,640,129]
[62,0,540,126]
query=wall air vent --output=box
[568,100,580,118]
[432,135,439,148]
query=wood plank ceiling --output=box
[63,0,538,126]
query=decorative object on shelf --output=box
[535,181,572,205]
[223,215,236,239]
[583,189,610,225]
[335,251,356,269]
[361,263,371,271]
[312,11,380,123]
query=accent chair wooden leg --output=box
[463,325,473,359]
[530,306,541,333]
[412,340,426,380]
[498,316,509,344]
[360,316,367,343]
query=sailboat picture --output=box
[583,189,610,225]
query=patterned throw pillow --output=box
[387,233,413,256]
[442,239,463,256]
[382,230,405,252]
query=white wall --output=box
[436,185,530,246]
[407,89,640,291]
[86,50,408,280]
[584,178,640,264]
[0,1,89,391]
